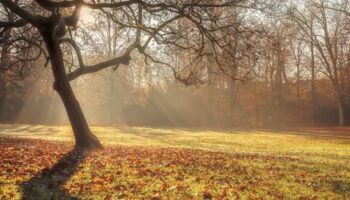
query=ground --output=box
[0,124,349,199]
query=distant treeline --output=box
[4,74,348,128]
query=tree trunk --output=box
[228,78,237,124]
[41,26,102,150]
[274,40,284,126]
[228,34,238,125]
[335,89,345,126]
[0,28,11,122]
[0,72,5,121]
[296,63,300,98]
[310,35,316,125]
[337,99,344,127]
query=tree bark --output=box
[0,72,6,121]
[337,98,345,126]
[0,28,11,121]
[40,24,103,150]
[310,29,316,125]
[228,78,237,124]
[273,40,284,126]
[335,88,345,126]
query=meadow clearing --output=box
[0,124,349,199]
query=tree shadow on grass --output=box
[21,149,87,200]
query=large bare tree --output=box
[0,0,251,149]
[291,0,349,126]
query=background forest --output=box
[2,0,350,128]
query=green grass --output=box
[1,124,349,158]
[0,124,350,199]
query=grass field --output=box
[0,124,349,199]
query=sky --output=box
[80,6,94,24]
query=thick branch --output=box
[66,42,138,81]
[0,19,28,28]
[35,0,76,10]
